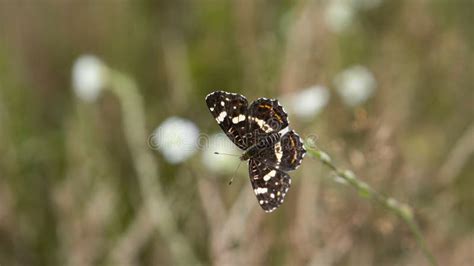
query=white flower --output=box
[152,117,199,164]
[334,65,376,107]
[324,0,383,33]
[202,133,241,173]
[324,0,355,33]
[287,85,330,120]
[72,55,106,102]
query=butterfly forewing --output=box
[206,91,252,150]
[249,159,291,212]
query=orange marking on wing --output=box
[274,113,282,123]
[260,104,283,122]
[290,136,297,164]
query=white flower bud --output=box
[288,85,330,120]
[334,65,376,107]
[152,117,199,164]
[324,0,355,33]
[72,55,106,102]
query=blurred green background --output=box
[0,0,473,265]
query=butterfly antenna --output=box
[228,160,242,185]
[214,151,240,157]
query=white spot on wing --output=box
[220,101,225,107]
[232,114,246,124]
[209,107,214,111]
[216,111,227,123]
[263,170,276,181]
[250,117,273,133]
[274,142,283,162]
[254,187,268,194]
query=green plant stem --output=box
[304,140,437,266]
[105,69,200,266]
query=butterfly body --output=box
[206,91,306,212]
[240,131,281,161]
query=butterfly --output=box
[205,91,306,212]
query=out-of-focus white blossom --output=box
[202,133,241,174]
[72,55,106,102]
[152,117,199,164]
[324,0,383,33]
[287,85,330,120]
[334,65,376,107]
[324,0,355,33]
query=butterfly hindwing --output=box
[249,158,291,213]
[279,131,306,170]
[206,91,251,150]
